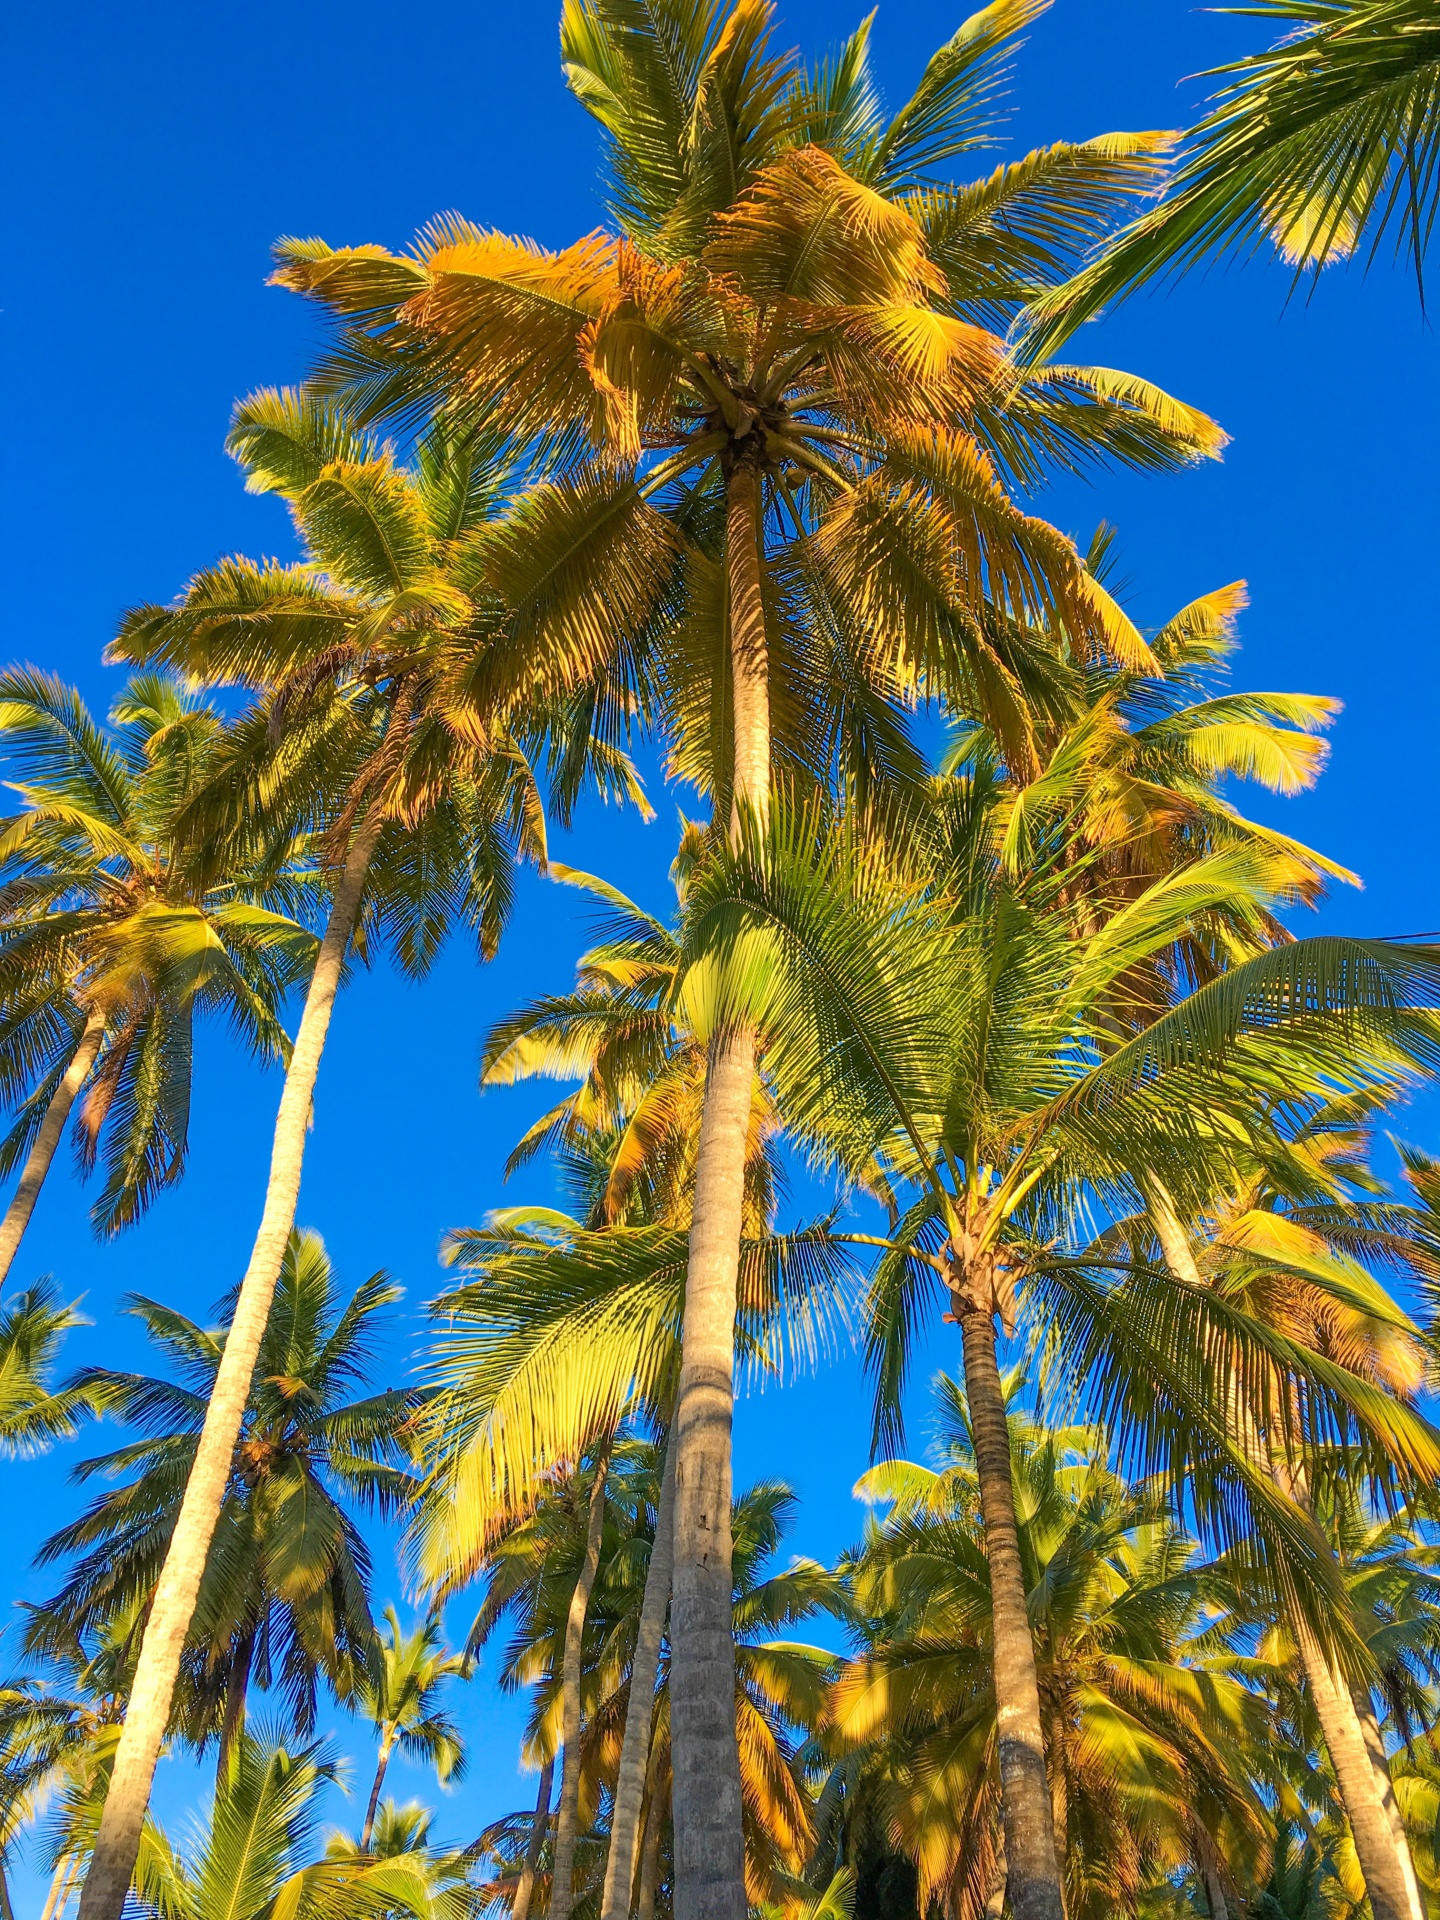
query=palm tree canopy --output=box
[1025,0,1440,356]
[829,1380,1275,1920]
[26,1229,415,1743]
[0,670,317,1233]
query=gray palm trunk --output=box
[0,1006,105,1292]
[601,1434,675,1920]
[74,812,385,1920]
[954,1283,1066,1920]
[511,1756,554,1920]
[1146,1192,1421,1920]
[551,1453,611,1920]
[635,1733,668,1920]
[669,454,769,1920]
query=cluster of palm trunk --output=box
[2,4,1438,1920]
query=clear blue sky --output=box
[3,0,1437,1897]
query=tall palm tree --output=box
[0,670,315,1283]
[828,1380,1275,1920]
[274,6,1227,1905]
[78,396,632,1920]
[27,1229,413,1767]
[356,1610,466,1852]
[1142,1118,1440,1920]
[1025,0,1440,353]
[671,806,1440,1920]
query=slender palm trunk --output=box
[75,813,383,1920]
[636,1739,667,1920]
[512,1756,554,1920]
[0,1007,105,1292]
[1292,1622,1413,1920]
[1355,1686,1426,1920]
[1198,1849,1230,1920]
[361,1726,396,1851]
[551,1452,611,1920]
[0,1855,14,1920]
[670,453,767,1920]
[41,1855,79,1920]
[955,1290,1065,1920]
[1145,1193,1419,1920]
[215,1622,255,1790]
[602,1434,675,1920]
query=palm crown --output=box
[0,670,315,1245]
[27,1230,415,1751]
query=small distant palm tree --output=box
[0,1283,96,1458]
[129,1731,472,1920]
[356,1610,466,1852]
[27,1230,414,1760]
[0,670,315,1284]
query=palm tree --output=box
[128,1730,474,1920]
[0,1283,96,1458]
[1141,1106,1440,1920]
[0,670,315,1283]
[473,1464,840,1918]
[828,1380,1275,1920]
[1025,0,1440,353]
[670,803,1440,1920]
[467,1443,615,1920]
[356,1610,466,1852]
[78,396,632,1920]
[27,1229,413,1767]
[274,6,1227,1904]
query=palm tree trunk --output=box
[1293,1621,1413,1920]
[982,1848,1008,1920]
[954,1290,1065,1920]
[0,1855,15,1920]
[0,1007,104,1291]
[512,1756,555,1920]
[215,1622,255,1787]
[41,1855,78,1920]
[1354,1685,1426,1920]
[74,811,384,1920]
[602,1434,675,1920]
[361,1726,396,1852]
[636,1742,667,1920]
[552,1451,611,1920]
[1145,1192,1418,1920]
[670,452,767,1920]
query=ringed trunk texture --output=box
[551,1454,611,1920]
[511,1756,555,1920]
[1145,1194,1420,1920]
[75,815,383,1920]
[601,1435,675,1920]
[669,454,769,1920]
[0,1007,105,1292]
[0,1858,13,1920]
[955,1296,1065,1920]
[361,1727,395,1852]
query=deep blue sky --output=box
[3,0,1438,1898]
